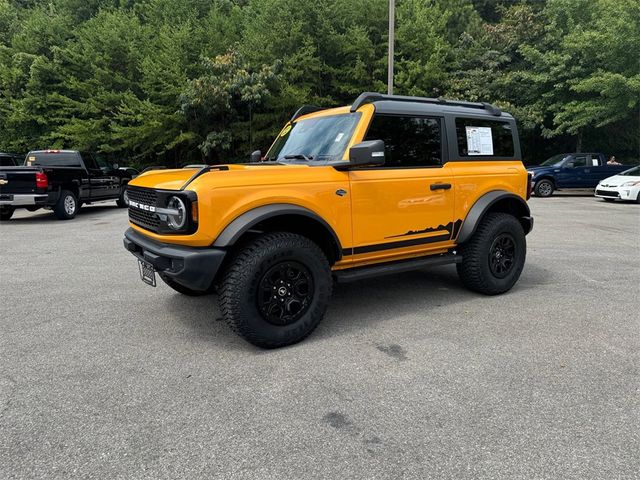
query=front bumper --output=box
[123,228,226,292]
[0,193,49,207]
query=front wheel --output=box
[116,187,129,208]
[219,232,332,349]
[534,179,554,197]
[53,190,78,220]
[457,212,526,295]
[0,207,14,221]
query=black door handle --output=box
[430,183,451,191]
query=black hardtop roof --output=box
[290,92,515,122]
[351,92,513,119]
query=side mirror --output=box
[566,162,574,168]
[349,140,385,167]
[250,150,262,162]
[111,163,119,170]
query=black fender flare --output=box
[212,203,343,259]
[457,190,532,244]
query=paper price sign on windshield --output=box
[465,126,493,155]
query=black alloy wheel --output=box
[257,261,314,326]
[488,233,516,279]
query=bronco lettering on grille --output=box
[129,200,156,213]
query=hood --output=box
[128,163,313,191]
[598,174,640,187]
[129,168,199,191]
[527,165,554,171]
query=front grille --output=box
[596,189,618,198]
[127,187,160,232]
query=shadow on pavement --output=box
[5,203,122,223]
[161,263,548,349]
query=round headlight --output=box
[166,196,187,230]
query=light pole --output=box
[387,0,395,95]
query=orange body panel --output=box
[128,104,528,269]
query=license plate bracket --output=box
[138,259,156,287]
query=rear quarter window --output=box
[27,152,82,167]
[0,156,16,166]
[455,118,515,158]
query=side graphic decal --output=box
[385,220,461,239]
[343,219,464,256]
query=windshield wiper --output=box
[283,154,314,162]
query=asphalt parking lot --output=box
[1,195,638,479]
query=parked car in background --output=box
[594,165,640,203]
[0,153,22,167]
[528,153,630,197]
[0,150,134,221]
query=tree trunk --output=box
[576,129,583,153]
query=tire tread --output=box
[218,232,331,348]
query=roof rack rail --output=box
[350,92,502,116]
[290,105,326,122]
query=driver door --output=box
[348,114,455,264]
[92,153,120,198]
[557,154,588,187]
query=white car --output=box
[595,165,640,203]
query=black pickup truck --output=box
[0,150,133,220]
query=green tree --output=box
[180,49,281,162]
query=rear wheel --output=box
[0,207,14,221]
[53,190,78,220]
[534,179,554,197]
[219,232,332,349]
[457,212,526,295]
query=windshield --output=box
[620,165,639,176]
[540,154,570,166]
[266,112,361,162]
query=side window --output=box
[364,115,442,167]
[571,155,588,168]
[94,154,111,171]
[81,152,98,170]
[455,118,514,157]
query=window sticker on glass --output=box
[334,133,344,143]
[279,124,292,137]
[465,126,493,155]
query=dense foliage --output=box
[0,0,638,166]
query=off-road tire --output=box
[456,212,526,295]
[159,273,212,296]
[534,179,554,197]
[116,186,129,208]
[53,190,78,220]
[0,207,14,221]
[219,232,332,349]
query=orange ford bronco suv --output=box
[123,93,533,348]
